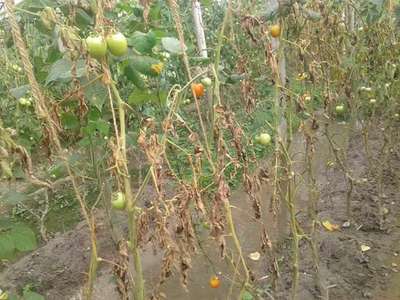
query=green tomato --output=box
[257,133,271,146]
[106,32,128,57]
[201,77,212,87]
[201,222,210,230]
[86,35,107,59]
[335,105,345,114]
[369,98,376,105]
[18,97,32,107]
[111,192,126,210]
[127,241,132,249]
[12,64,22,72]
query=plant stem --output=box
[110,82,145,300]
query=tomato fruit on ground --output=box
[192,83,205,97]
[257,133,272,146]
[270,24,281,38]
[86,36,107,59]
[106,32,128,57]
[111,192,126,210]
[209,276,221,288]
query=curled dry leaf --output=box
[248,251,261,261]
[322,220,340,232]
[361,244,371,252]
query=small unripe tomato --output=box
[111,192,126,210]
[12,64,22,72]
[335,105,345,114]
[18,97,28,106]
[192,83,205,97]
[257,133,272,146]
[209,276,221,288]
[106,32,128,57]
[201,77,212,87]
[86,35,107,59]
[270,24,281,38]
[369,99,376,105]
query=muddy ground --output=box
[1,121,400,300]
[275,123,400,300]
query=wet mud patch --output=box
[276,127,400,300]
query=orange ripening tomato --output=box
[209,276,221,288]
[192,83,205,97]
[270,24,281,38]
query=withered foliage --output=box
[112,240,130,300]
[0,125,51,187]
[236,57,258,113]
[105,91,271,293]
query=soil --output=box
[1,121,400,300]
[275,122,400,300]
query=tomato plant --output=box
[1,1,400,300]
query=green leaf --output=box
[302,8,321,22]
[241,291,254,300]
[126,131,138,147]
[84,81,107,111]
[10,224,37,252]
[129,56,162,77]
[22,290,45,300]
[149,3,161,22]
[1,190,28,205]
[161,37,186,54]
[128,89,152,106]
[8,293,20,300]
[0,217,14,229]
[129,31,157,54]
[10,85,30,99]
[95,119,109,135]
[0,233,15,259]
[48,161,67,178]
[153,90,168,106]
[75,8,93,28]
[61,112,80,130]
[46,58,86,85]
[125,64,146,89]
[201,0,212,7]
[128,89,167,106]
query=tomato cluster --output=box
[86,32,128,59]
